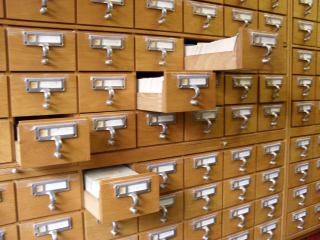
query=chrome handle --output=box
[104,1,114,19]
[41,44,49,65]
[202,164,212,181]
[303,58,311,71]
[267,205,276,218]
[111,221,119,237]
[106,87,115,106]
[270,112,279,127]
[42,89,51,110]
[159,123,168,139]
[300,145,309,158]
[203,15,212,29]
[301,109,310,122]
[54,136,62,159]
[159,49,167,66]
[266,230,274,240]
[272,0,279,9]
[203,118,213,134]
[238,186,247,201]
[262,44,272,64]
[40,0,48,14]
[105,47,113,65]
[237,214,246,229]
[240,0,246,2]
[159,172,169,189]
[160,205,168,223]
[190,86,201,106]
[107,127,116,146]
[302,84,311,96]
[272,84,281,100]
[128,193,139,214]
[304,3,313,16]
[201,226,210,240]
[298,194,306,206]
[49,230,58,240]
[239,157,248,172]
[159,8,167,24]
[299,170,308,182]
[240,85,249,100]
[202,195,211,211]
[243,19,249,27]
[239,114,249,130]
[268,178,277,192]
[269,151,278,165]
[304,29,312,42]
[297,217,305,230]
[46,191,56,211]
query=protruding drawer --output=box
[259,12,287,43]
[258,0,287,14]
[292,101,315,127]
[292,76,315,101]
[259,75,287,103]
[292,49,316,75]
[224,0,257,9]
[287,184,312,213]
[0,119,13,164]
[293,0,318,21]
[0,181,17,226]
[256,141,285,171]
[0,224,18,240]
[293,19,317,46]
[258,103,286,131]
[139,223,184,240]
[288,160,312,188]
[286,208,313,236]
[254,219,282,240]
[256,168,284,198]
[0,75,8,118]
[290,136,313,163]
[254,193,283,225]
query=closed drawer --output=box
[0,181,17,225]
[77,32,134,71]
[286,208,313,236]
[7,27,76,71]
[288,160,312,188]
[254,219,282,240]
[225,105,257,136]
[135,0,183,32]
[224,7,258,37]
[184,151,223,188]
[311,158,320,181]
[316,77,320,99]
[137,111,184,147]
[131,158,183,193]
[216,73,224,105]
[0,28,6,71]
[287,184,312,213]
[256,141,285,171]
[292,76,315,101]
[183,1,223,36]
[254,193,283,225]
[313,135,320,158]
[224,0,257,9]
[184,182,223,219]
[310,181,320,205]
[256,168,284,198]
[292,49,316,75]
[259,12,287,43]
[84,166,160,223]
[314,101,320,124]
[222,203,255,237]
[293,0,318,21]
[290,136,313,163]
[310,203,320,227]
[0,119,13,164]
[6,0,75,23]
[258,103,286,131]
[16,173,81,221]
[259,0,287,14]
[222,229,254,240]
[184,212,222,240]
[77,0,133,27]
[138,191,183,232]
[0,75,8,118]
[137,72,216,113]
[293,19,317,46]
[0,0,3,17]
[184,108,224,141]
[19,212,84,240]
[135,35,184,71]
[223,174,256,208]
[224,74,258,105]
[82,111,136,153]
[140,223,183,240]
[292,101,315,127]
[84,211,138,240]
[78,73,136,113]
[0,224,18,240]
[10,74,77,117]
[259,75,287,103]
[16,117,90,168]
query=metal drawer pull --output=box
[250,32,277,64]
[194,110,217,134]
[232,107,252,130]
[263,169,280,192]
[298,103,313,122]
[193,184,216,211]
[298,50,313,71]
[296,138,310,158]
[232,148,251,172]
[266,76,283,100]
[194,154,217,180]
[298,193,306,206]
[160,205,168,223]
[264,14,283,32]
[34,217,72,240]
[261,221,278,240]
[0,230,4,240]
[128,192,139,214]
[264,105,282,127]
[148,161,176,189]
[111,221,119,236]
[293,210,307,230]
[150,226,176,240]
[231,206,250,229]
[192,2,218,29]
[296,163,309,182]
[40,0,48,14]
[231,177,250,201]
[298,20,313,41]
[147,113,176,139]
[300,0,313,15]
[91,0,125,20]
[146,0,175,25]
[193,214,216,240]
[264,143,281,165]
[272,0,279,8]
[232,9,252,27]
[262,196,279,218]
[294,187,308,206]
[159,194,176,223]
[232,76,252,100]
[146,37,176,66]
[298,77,312,97]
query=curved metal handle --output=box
[110,221,119,237]
[105,47,113,65]
[303,58,311,71]
[160,205,168,223]
[159,49,167,66]
[159,123,168,139]
[190,86,201,106]
[158,8,167,24]
[159,172,169,189]
[238,186,247,201]
[49,230,58,240]
[272,84,281,100]
[269,151,278,165]
[53,136,63,159]
[46,191,57,211]
[266,230,274,240]
[41,44,49,65]
[104,2,114,19]
[274,24,281,32]
[267,204,276,218]
[262,44,272,64]
[298,194,306,206]
[243,19,249,27]
[300,145,309,158]
[301,109,311,122]
[201,226,210,240]
[237,214,246,229]
[203,118,213,134]
[202,164,212,181]
[239,114,249,130]
[304,29,312,42]
[106,87,115,106]
[297,217,305,230]
[203,15,212,29]
[107,127,116,146]
[128,193,139,214]
[302,84,311,97]
[272,0,279,9]
[240,85,249,100]
[239,157,248,172]
[268,178,276,192]
[299,170,308,182]
[40,0,48,14]
[42,89,51,110]
[270,112,279,127]
[304,3,313,16]
[202,195,211,211]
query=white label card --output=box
[128,182,148,193]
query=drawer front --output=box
[258,103,286,131]
[286,208,313,236]
[259,75,287,103]
[19,212,84,240]
[224,7,258,37]
[293,19,317,46]
[292,76,315,101]
[139,223,183,240]
[184,182,223,219]
[292,101,315,127]
[16,173,82,221]
[137,111,184,147]
[184,108,224,141]
[292,49,316,75]
[138,191,183,232]
[85,211,137,240]
[313,135,320,158]
[0,181,17,225]
[317,53,320,75]
[10,74,77,117]
[0,120,13,164]
[184,151,223,188]
[288,160,312,188]
[222,229,254,240]
[131,158,183,193]
[310,203,320,227]
[6,0,75,23]
[254,193,283,225]
[17,117,90,168]
[0,0,3,17]
[184,1,223,36]
[287,184,313,213]
[224,0,257,9]
[225,74,258,105]
[7,27,76,71]
[0,225,18,240]
[0,28,6,71]
[77,0,134,27]
[259,12,287,43]
[117,236,138,240]
[216,73,224,105]
[135,35,184,71]
[256,141,285,171]
[83,111,136,153]
[316,77,320,99]
[78,73,136,113]
[254,219,282,240]
[223,174,256,209]
[223,146,256,179]
[310,181,320,205]
[290,136,313,163]
[77,32,134,71]
[0,75,8,118]
[135,0,183,32]
[184,212,222,240]
[293,0,318,21]
[256,168,284,198]
[311,158,320,181]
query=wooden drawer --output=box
[259,0,287,14]
[293,0,318,21]
[224,74,258,105]
[223,146,256,179]
[7,27,76,71]
[138,191,183,232]
[288,160,312,188]
[287,184,312,213]
[140,223,183,240]
[184,151,223,188]
[255,168,284,198]
[254,193,283,225]
[254,219,282,240]
[317,53,320,75]
[16,117,90,168]
[0,27,6,71]
[78,73,136,113]
[0,0,3,18]
[314,101,320,124]
[0,224,18,240]
[292,49,316,75]
[224,0,257,9]
[225,105,257,136]
[184,108,224,141]
[222,203,255,237]
[0,119,13,164]
[137,72,216,113]
[0,181,17,226]
[135,0,183,32]
[316,77,320,100]
[256,141,285,171]
[117,235,138,240]
[293,19,317,46]
[223,174,256,209]
[84,211,138,240]
[135,35,184,71]
[6,0,75,23]
[82,111,136,153]
[258,103,286,131]
[292,76,316,101]
[184,182,223,219]
[259,12,287,43]
[313,135,320,158]
[222,229,254,240]
[19,212,84,240]
[311,158,320,181]
[77,32,134,71]
[224,7,258,37]
[310,181,320,205]
[292,101,315,127]
[216,73,224,105]
[183,1,223,36]
[77,0,133,28]
[131,158,183,193]
[137,111,184,147]
[15,173,82,221]
[286,208,313,236]
[310,203,320,227]
[290,136,313,163]
[10,74,77,117]
[0,75,8,118]
[184,212,222,240]
[259,75,287,103]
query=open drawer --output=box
[137,72,216,112]
[84,166,160,223]
[185,28,284,72]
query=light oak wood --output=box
[224,0,258,9]
[216,73,225,105]
[258,12,287,43]
[292,49,316,75]
[256,141,285,171]
[288,160,313,188]
[254,193,283,225]
[286,184,313,213]
[310,158,320,182]
[292,18,317,47]
[257,103,286,131]
[255,167,284,199]
[293,0,318,21]
[258,0,287,15]
[259,75,288,103]
[313,135,320,158]
[316,77,320,100]
[139,223,183,240]
[0,75,8,118]
[0,119,13,164]
[291,101,315,127]
[286,208,313,236]
[0,27,6,71]
[254,219,282,240]
[0,224,18,240]
[310,181,320,205]
[0,181,17,226]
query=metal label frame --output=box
[146,113,176,126]
[263,169,280,182]
[193,153,218,168]
[160,194,176,207]
[193,184,217,199]
[32,178,70,196]
[25,77,66,93]
[264,142,281,154]
[193,214,216,230]
[263,104,282,116]
[149,226,177,240]
[193,110,217,122]
[91,0,125,5]
[232,107,253,119]
[260,220,278,234]
[147,161,177,174]
[92,115,127,131]
[34,217,72,237]
[145,37,176,51]
[232,147,252,160]
[232,9,253,22]
[34,122,78,141]
[230,205,251,218]
[177,74,209,89]
[91,76,126,90]
[191,1,218,17]
[264,13,284,27]
[89,35,125,49]
[114,178,151,198]
[250,31,278,48]
[23,31,64,47]
[228,232,249,240]
[298,50,313,61]
[262,195,279,208]
[231,176,251,190]
[146,0,175,11]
